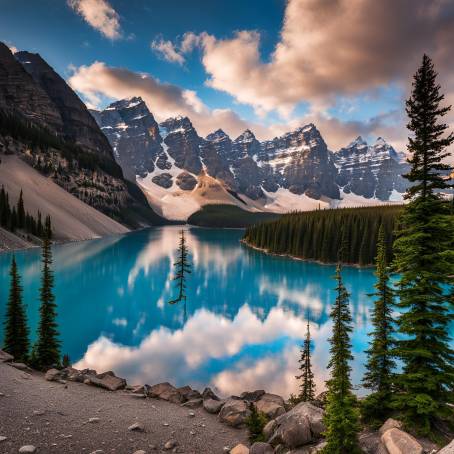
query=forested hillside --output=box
[243,205,404,265]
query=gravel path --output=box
[0,363,248,454]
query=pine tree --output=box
[322,265,360,454]
[17,189,25,229]
[295,319,316,402]
[361,225,396,423]
[34,215,60,369]
[392,54,454,434]
[168,229,191,305]
[2,255,29,362]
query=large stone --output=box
[256,394,286,419]
[19,446,37,453]
[288,441,327,453]
[148,382,183,403]
[202,387,220,401]
[218,398,251,427]
[438,439,454,454]
[267,402,325,449]
[230,444,249,454]
[203,398,224,414]
[45,368,63,382]
[381,428,423,454]
[9,362,31,371]
[359,430,386,454]
[250,442,273,454]
[0,349,13,362]
[177,385,193,401]
[241,390,266,401]
[67,368,97,383]
[379,418,403,436]
[89,371,126,391]
[263,419,277,440]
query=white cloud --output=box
[68,0,122,40]
[151,38,185,65]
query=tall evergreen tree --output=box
[295,319,316,402]
[392,54,454,434]
[362,225,396,423]
[34,215,60,369]
[168,229,191,305]
[2,255,29,362]
[17,189,25,229]
[322,265,360,454]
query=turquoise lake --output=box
[0,226,378,398]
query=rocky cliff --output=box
[0,42,166,228]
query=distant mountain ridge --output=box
[91,97,409,220]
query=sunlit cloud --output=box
[68,0,122,40]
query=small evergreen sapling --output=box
[295,319,316,402]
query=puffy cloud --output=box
[196,0,454,115]
[68,0,122,40]
[151,38,185,65]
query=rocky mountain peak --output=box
[347,136,368,149]
[206,129,230,142]
[160,116,194,136]
[234,129,256,143]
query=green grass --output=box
[187,204,281,228]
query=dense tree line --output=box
[243,205,403,266]
[0,186,46,238]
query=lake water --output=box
[0,226,378,398]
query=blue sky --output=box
[1,0,453,150]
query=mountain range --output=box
[91,97,408,220]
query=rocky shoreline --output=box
[2,350,452,454]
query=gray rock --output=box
[45,368,62,381]
[240,390,266,402]
[128,422,145,432]
[0,436,7,442]
[88,417,100,423]
[288,441,327,453]
[379,418,403,436]
[19,446,37,453]
[132,451,147,454]
[202,387,220,401]
[267,402,325,449]
[249,442,273,454]
[148,382,183,404]
[255,393,286,419]
[0,349,13,362]
[381,428,423,454]
[218,398,251,427]
[359,430,385,454]
[89,371,126,391]
[438,439,454,454]
[163,439,178,450]
[203,398,224,414]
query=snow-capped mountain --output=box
[335,136,408,201]
[91,97,408,220]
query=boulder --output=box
[0,349,13,362]
[203,398,224,414]
[241,390,266,402]
[89,371,126,391]
[381,428,423,454]
[438,440,454,454]
[130,385,146,395]
[256,393,286,419]
[186,389,202,401]
[250,442,273,454]
[267,402,325,449]
[67,368,97,383]
[230,444,249,454]
[379,418,403,436]
[263,419,277,440]
[219,398,251,427]
[45,368,63,381]
[202,387,220,401]
[359,430,386,454]
[148,382,183,403]
[288,441,327,453]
